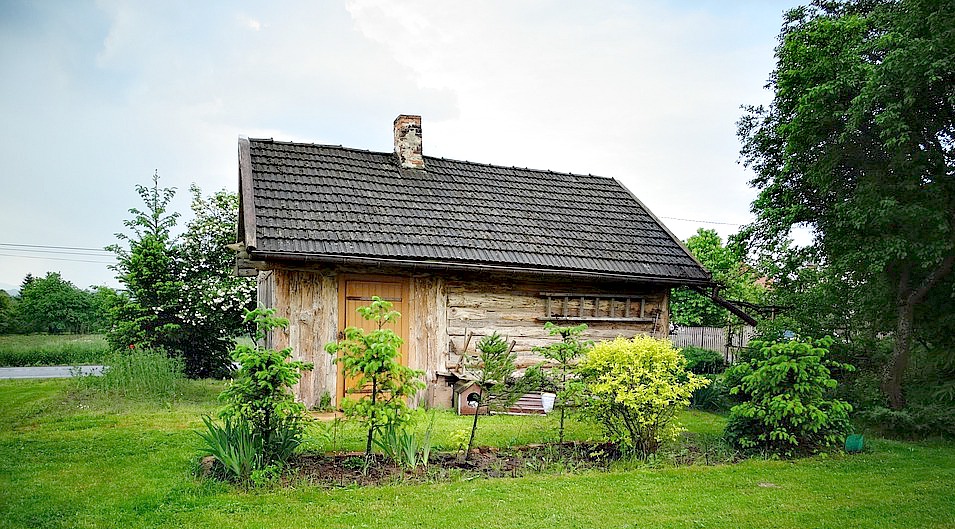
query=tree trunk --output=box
[365,378,378,459]
[465,393,482,461]
[882,299,915,410]
[881,256,954,410]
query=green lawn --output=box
[1,379,954,529]
[0,334,108,366]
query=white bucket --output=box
[540,392,556,413]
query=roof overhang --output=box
[249,250,714,287]
[689,285,759,326]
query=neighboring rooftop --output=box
[237,116,709,284]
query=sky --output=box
[0,0,796,292]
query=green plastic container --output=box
[845,434,865,453]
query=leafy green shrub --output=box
[576,335,709,457]
[680,346,727,375]
[77,349,184,400]
[725,336,853,456]
[216,307,313,472]
[325,296,424,459]
[528,322,591,443]
[857,404,955,439]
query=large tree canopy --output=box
[738,0,955,408]
[11,272,112,334]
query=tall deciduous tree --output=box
[15,272,98,334]
[0,291,16,334]
[177,185,256,367]
[738,0,955,409]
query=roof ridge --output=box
[247,138,618,182]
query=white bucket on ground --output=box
[540,392,556,413]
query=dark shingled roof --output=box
[238,138,710,284]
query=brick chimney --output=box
[394,114,424,169]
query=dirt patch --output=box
[290,442,621,487]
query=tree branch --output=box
[906,254,955,307]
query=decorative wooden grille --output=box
[539,292,654,322]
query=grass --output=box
[2,379,954,529]
[0,334,109,366]
[73,350,187,400]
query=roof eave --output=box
[237,137,257,252]
[248,250,714,287]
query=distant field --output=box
[0,334,109,366]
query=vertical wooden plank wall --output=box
[268,268,339,409]
[406,275,447,406]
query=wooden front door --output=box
[337,277,410,402]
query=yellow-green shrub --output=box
[577,335,709,457]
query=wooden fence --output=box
[670,325,755,364]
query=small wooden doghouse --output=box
[234,115,712,409]
[453,381,485,416]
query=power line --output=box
[0,253,114,265]
[0,247,115,258]
[660,216,744,226]
[0,242,112,253]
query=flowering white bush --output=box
[108,176,254,378]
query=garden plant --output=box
[463,332,521,459]
[324,296,424,461]
[199,306,313,483]
[527,322,591,443]
[724,336,854,456]
[576,335,709,457]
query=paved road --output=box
[0,365,104,379]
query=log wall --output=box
[258,264,670,409]
[444,276,669,369]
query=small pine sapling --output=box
[528,322,592,443]
[325,296,424,460]
[464,332,520,460]
[215,306,313,474]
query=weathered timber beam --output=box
[690,286,758,326]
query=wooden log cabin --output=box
[234,115,711,409]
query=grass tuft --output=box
[73,350,186,401]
